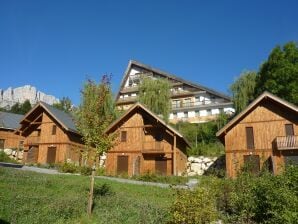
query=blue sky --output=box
[1,0,297,105]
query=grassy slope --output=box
[0,167,174,224]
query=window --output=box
[172,100,180,109]
[206,109,212,116]
[285,124,294,136]
[121,131,127,142]
[195,110,200,117]
[173,112,177,119]
[52,125,57,135]
[184,98,191,107]
[37,129,41,136]
[246,127,255,149]
[184,112,188,118]
[0,139,5,149]
[243,155,260,174]
[155,132,163,141]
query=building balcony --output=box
[142,141,164,154]
[172,101,233,111]
[24,136,40,146]
[275,135,298,150]
[117,96,138,104]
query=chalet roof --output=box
[116,60,231,101]
[0,111,23,130]
[106,102,191,147]
[19,102,79,134]
[216,91,298,141]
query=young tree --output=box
[53,97,72,113]
[255,41,298,104]
[76,75,117,216]
[138,76,171,122]
[230,71,257,114]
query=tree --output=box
[76,75,117,216]
[53,97,72,113]
[9,100,32,114]
[255,41,298,105]
[230,71,257,114]
[138,76,171,122]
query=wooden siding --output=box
[224,102,298,178]
[22,111,85,165]
[106,111,188,176]
[0,129,24,149]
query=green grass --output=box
[0,151,19,164]
[0,167,174,224]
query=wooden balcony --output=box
[275,135,298,150]
[142,141,164,154]
[24,136,40,146]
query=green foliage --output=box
[138,76,171,122]
[255,41,298,105]
[58,162,78,173]
[9,99,32,115]
[52,97,72,113]
[230,71,257,113]
[170,186,218,223]
[0,151,18,163]
[173,120,227,156]
[0,167,173,223]
[76,75,117,161]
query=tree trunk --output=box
[87,168,95,217]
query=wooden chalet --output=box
[17,102,86,164]
[0,111,24,150]
[116,60,234,123]
[217,92,298,178]
[105,103,189,176]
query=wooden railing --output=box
[275,135,298,150]
[142,141,164,153]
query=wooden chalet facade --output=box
[0,112,24,150]
[116,60,234,123]
[105,103,189,176]
[217,92,298,178]
[17,102,86,164]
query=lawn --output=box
[0,167,174,224]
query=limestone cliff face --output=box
[0,85,59,108]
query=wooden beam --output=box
[173,135,177,176]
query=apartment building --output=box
[116,60,234,123]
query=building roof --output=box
[19,102,79,134]
[0,111,24,130]
[116,60,231,101]
[106,102,191,147]
[216,91,298,141]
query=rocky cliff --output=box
[0,85,59,108]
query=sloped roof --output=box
[0,111,24,130]
[19,102,78,134]
[216,91,298,141]
[106,102,191,147]
[116,60,231,101]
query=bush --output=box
[58,162,78,173]
[132,171,189,185]
[79,166,92,176]
[0,151,18,163]
[95,167,106,176]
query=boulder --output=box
[188,171,197,176]
[188,156,195,162]
[191,163,201,172]
[4,148,13,155]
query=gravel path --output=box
[0,162,196,189]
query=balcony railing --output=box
[142,141,164,153]
[275,135,298,150]
[24,136,40,145]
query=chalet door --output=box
[47,147,57,164]
[243,155,260,174]
[155,157,167,175]
[0,139,4,149]
[117,156,128,175]
[27,146,39,163]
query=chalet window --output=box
[0,139,5,149]
[121,131,127,142]
[37,129,41,136]
[206,109,212,116]
[52,125,57,135]
[184,98,191,107]
[246,127,255,149]
[184,112,188,118]
[155,132,163,141]
[285,124,294,136]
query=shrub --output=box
[132,171,189,185]
[95,167,106,176]
[58,162,78,173]
[79,166,92,176]
[0,151,18,163]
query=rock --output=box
[4,148,13,155]
[203,157,211,163]
[18,153,23,159]
[196,169,204,175]
[188,171,197,176]
[0,85,59,108]
[191,163,201,172]
[188,156,195,162]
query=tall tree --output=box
[53,97,72,113]
[9,100,32,114]
[138,76,171,122]
[76,75,117,216]
[230,71,257,114]
[255,41,298,104]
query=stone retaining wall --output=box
[187,155,225,176]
